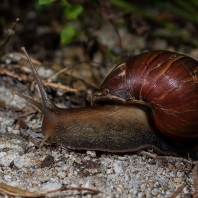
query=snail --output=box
[15,48,198,160]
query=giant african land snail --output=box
[16,48,198,160]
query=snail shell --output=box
[94,50,198,141]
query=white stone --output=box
[113,161,124,174]
[0,150,19,166]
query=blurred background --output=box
[1,0,198,104]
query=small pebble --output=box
[0,150,20,166]
[177,171,183,177]
[57,171,66,179]
[14,153,40,168]
[40,182,62,191]
[38,67,54,78]
[113,161,124,174]
[173,178,183,183]
[138,192,145,198]
[151,189,160,196]
[106,169,113,175]
[0,134,28,152]
[124,173,130,182]
[86,151,96,158]
[4,174,12,181]
[148,180,154,188]
[154,182,161,189]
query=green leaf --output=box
[105,49,117,59]
[64,4,84,20]
[38,0,55,5]
[60,25,76,45]
[156,2,198,24]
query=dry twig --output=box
[0,68,79,94]
[0,182,101,197]
[170,183,186,198]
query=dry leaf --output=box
[0,182,100,197]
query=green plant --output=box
[38,0,56,5]
[38,0,84,45]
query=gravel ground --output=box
[0,78,196,198]
[0,23,198,197]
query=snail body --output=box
[17,49,198,159]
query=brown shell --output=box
[94,51,198,141]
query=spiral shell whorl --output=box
[94,51,198,140]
